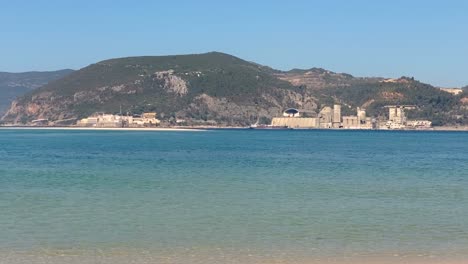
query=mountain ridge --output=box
[0,69,74,115]
[2,52,467,126]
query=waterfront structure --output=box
[77,112,160,128]
[123,113,160,127]
[382,105,432,129]
[357,107,366,124]
[97,114,121,127]
[386,105,415,124]
[271,117,319,128]
[77,116,99,127]
[342,116,359,129]
[271,106,336,129]
[142,112,157,119]
[283,108,300,117]
[406,120,432,129]
[318,107,333,128]
[342,107,372,129]
[270,103,430,130]
[78,114,121,127]
[332,104,341,128]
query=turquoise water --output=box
[1,129,468,261]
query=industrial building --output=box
[384,105,431,129]
[271,116,319,128]
[77,112,160,128]
[342,107,373,129]
[271,106,342,129]
[332,104,341,128]
[318,106,333,128]
[269,104,431,130]
[283,108,301,117]
[385,105,415,128]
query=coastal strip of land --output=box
[0,126,206,132]
[2,125,468,132]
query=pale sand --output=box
[0,255,465,264]
[0,249,466,264]
[2,125,468,132]
[432,126,468,131]
[0,126,205,132]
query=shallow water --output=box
[1,129,467,262]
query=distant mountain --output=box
[2,52,467,126]
[0,70,74,115]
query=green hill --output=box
[0,69,73,115]
[2,52,467,126]
[4,52,299,125]
[315,79,466,126]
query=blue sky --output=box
[1,0,467,87]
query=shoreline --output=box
[431,126,468,131]
[1,125,468,132]
[0,126,205,131]
[1,249,466,264]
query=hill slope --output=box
[2,53,467,126]
[0,70,74,115]
[2,52,313,125]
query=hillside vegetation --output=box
[0,70,73,115]
[2,52,467,126]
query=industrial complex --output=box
[270,105,432,130]
[25,104,432,130]
[77,112,160,128]
[74,105,431,130]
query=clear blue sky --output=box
[1,0,467,87]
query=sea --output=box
[0,128,467,263]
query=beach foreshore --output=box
[431,126,468,131]
[0,126,205,131]
[1,125,468,131]
[0,250,466,264]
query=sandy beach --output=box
[2,125,468,132]
[0,126,205,132]
[431,126,468,131]
[0,249,466,264]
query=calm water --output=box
[1,129,468,261]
